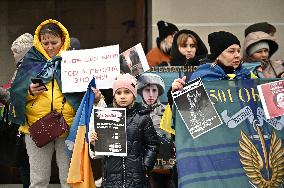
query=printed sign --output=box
[61,45,120,93]
[135,67,199,169]
[89,107,127,156]
[172,78,223,139]
[257,79,284,119]
[120,43,149,77]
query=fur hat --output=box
[208,31,240,61]
[70,37,81,50]
[157,20,178,41]
[11,33,33,64]
[247,41,270,56]
[245,22,276,37]
[113,73,137,97]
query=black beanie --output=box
[208,31,240,61]
[157,20,178,41]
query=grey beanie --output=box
[11,33,33,64]
[248,41,270,56]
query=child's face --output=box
[114,88,135,107]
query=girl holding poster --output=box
[90,73,159,188]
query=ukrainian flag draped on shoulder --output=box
[9,19,82,124]
[9,47,83,124]
[65,78,96,188]
[175,78,284,188]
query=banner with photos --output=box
[174,78,284,188]
[257,79,284,119]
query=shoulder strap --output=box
[51,74,54,111]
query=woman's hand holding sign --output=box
[171,76,187,92]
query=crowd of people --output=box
[0,18,283,188]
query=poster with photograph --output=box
[136,72,175,169]
[120,43,149,77]
[172,78,223,139]
[257,79,284,119]
[91,107,127,156]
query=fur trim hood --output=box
[243,31,278,58]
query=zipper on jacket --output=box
[122,157,126,188]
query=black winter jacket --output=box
[102,103,160,188]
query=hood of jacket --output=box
[170,29,208,66]
[33,19,70,60]
[242,31,278,58]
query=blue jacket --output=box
[190,63,254,81]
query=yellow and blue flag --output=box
[65,78,96,188]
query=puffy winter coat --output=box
[102,103,159,188]
[190,63,255,81]
[9,19,83,137]
[242,31,284,78]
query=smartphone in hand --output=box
[31,78,48,91]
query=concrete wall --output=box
[149,0,284,60]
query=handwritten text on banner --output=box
[61,45,120,93]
